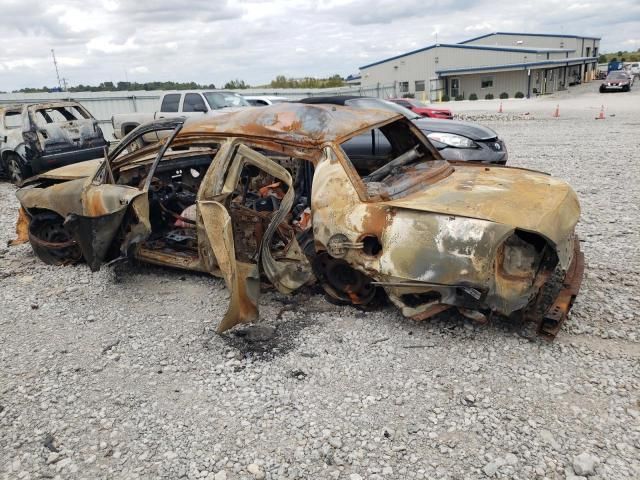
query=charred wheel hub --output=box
[28,214,82,265]
[314,252,375,305]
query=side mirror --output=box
[194,105,207,113]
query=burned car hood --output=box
[22,159,102,184]
[384,165,579,246]
[413,117,498,141]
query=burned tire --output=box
[28,213,83,266]
[6,153,30,185]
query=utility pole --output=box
[51,49,64,91]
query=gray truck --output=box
[0,101,106,184]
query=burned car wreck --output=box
[12,104,584,339]
[0,101,106,185]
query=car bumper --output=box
[537,237,585,339]
[423,112,453,120]
[30,145,106,174]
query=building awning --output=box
[436,57,597,76]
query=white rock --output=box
[504,453,518,465]
[483,462,498,477]
[573,452,599,477]
[213,471,227,480]
[247,464,264,479]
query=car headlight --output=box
[427,132,477,148]
[498,232,545,282]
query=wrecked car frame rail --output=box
[539,237,585,339]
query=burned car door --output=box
[197,141,313,332]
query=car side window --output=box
[183,93,207,112]
[160,94,181,112]
[4,111,22,129]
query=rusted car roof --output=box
[179,103,400,145]
[0,103,24,111]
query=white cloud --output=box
[0,0,638,92]
[130,66,149,74]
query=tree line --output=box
[598,49,640,63]
[8,74,346,93]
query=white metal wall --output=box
[360,46,547,96]
[0,87,379,140]
[452,70,529,99]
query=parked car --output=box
[243,95,291,106]
[630,63,640,79]
[387,98,453,119]
[12,105,583,339]
[111,90,249,140]
[300,96,507,164]
[600,71,633,92]
[0,101,106,185]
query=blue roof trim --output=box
[459,32,601,44]
[443,43,574,53]
[435,57,597,75]
[359,42,576,70]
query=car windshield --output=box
[607,72,627,80]
[339,117,449,200]
[345,98,420,120]
[204,92,249,109]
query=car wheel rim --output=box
[8,158,22,184]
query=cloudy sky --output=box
[1,0,639,91]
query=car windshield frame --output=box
[203,92,249,109]
[335,116,450,201]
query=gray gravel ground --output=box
[1,84,639,480]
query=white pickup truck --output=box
[111,90,249,140]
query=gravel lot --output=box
[1,84,639,480]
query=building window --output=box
[593,47,598,58]
[415,80,425,92]
[586,47,591,57]
[399,81,409,93]
[481,76,494,89]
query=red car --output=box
[388,98,453,119]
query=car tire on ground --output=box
[28,213,83,266]
[6,153,31,185]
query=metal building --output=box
[359,32,601,101]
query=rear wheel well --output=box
[123,123,140,135]
[27,211,83,265]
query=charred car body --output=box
[12,104,584,339]
[0,102,107,185]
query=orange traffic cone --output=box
[553,104,560,117]
[498,101,503,113]
[597,105,605,120]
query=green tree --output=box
[224,79,249,89]
[269,74,345,88]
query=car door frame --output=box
[196,138,313,332]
